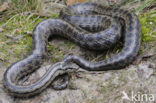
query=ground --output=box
[0,0,156,103]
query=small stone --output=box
[149,22,153,25]
[0,28,4,32]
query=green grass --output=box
[135,0,155,15]
[118,0,155,15]
[0,14,49,66]
[139,11,156,42]
[11,0,42,12]
[0,8,66,66]
[47,42,66,63]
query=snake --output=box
[3,2,141,97]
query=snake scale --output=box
[3,3,141,97]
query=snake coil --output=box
[4,3,141,97]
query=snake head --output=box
[60,62,79,73]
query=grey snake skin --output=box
[3,3,141,97]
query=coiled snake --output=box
[3,3,141,97]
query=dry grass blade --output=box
[136,0,156,15]
[66,0,88,5]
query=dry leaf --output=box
[20,24,24,27]
[66,0,87,5]
[17,29,21,33]
[0,2,9,12]
[71,73,75,80]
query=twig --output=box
[50,2,66,8]
[5,34,17,40]
[55,0,60,3]
[91,54,105,62]
[150,30,156,37]
[29,15,40,24]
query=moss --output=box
[118,71,127,82]
[48,43,58,52]
[139,11,156,42]
[54,100,62,103]
[100,75,116,93]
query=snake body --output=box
[4,3,141,97]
